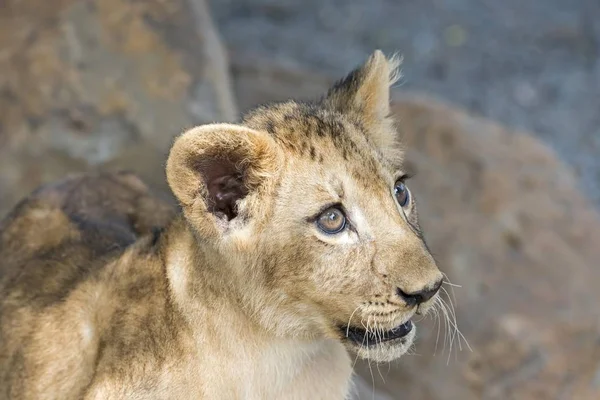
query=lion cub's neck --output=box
[159,217,352,398]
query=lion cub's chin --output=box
[341,322,417,363]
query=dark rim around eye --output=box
[394,180,410,207]
[316,207,346,234]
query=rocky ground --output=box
[1,1,600,399]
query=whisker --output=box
[352,315,368,369]
[346,305,362,337]
[439,287,458,320]
[375,361,386,384]
[365,316,376,399]
[442,281,462,288]
[435,297,451,362]
[433,297,442,356]
[439,287,472,354]
[438,295,471,364]
[442,272,460,306]
[438,298,453,364]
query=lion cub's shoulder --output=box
[0,172,181,398]
[0,171,175,304]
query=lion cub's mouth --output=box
[341,320,413,346]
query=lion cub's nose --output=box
[396,279,443,307]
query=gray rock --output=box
[0,0,237,216]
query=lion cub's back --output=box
[0,171,175,399]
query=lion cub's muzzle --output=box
[338,278,443,352]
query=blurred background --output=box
[1,0,599,399]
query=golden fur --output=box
[0,51,443,399]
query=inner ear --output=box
[196,157,248,221]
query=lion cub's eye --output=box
[394,179,410,207]
[316,207,346,234]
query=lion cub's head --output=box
[166,51,443,362]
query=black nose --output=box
[396,280,443,307]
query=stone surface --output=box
[0,0,236,215]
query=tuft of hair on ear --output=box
[322,50,403,151]
[386,52,404,88]
[166,123,282,237]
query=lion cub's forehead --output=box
[244,101,398,188]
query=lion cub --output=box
[0,51,443,399]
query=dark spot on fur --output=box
[68,214,137,252]
[299,140,308,156]
[324,65,366,111]
[150,227,164,248]
[309,145,316,160]
[313,117,325,137]
[5,348,26,394]
[125,275,158,301]
[315,116,327,137]
[265,120,276,135]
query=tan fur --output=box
[0,51,443,399]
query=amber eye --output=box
[316,207,346,234]
[394,180,410,207]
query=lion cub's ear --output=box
[166,123,282,237]
[323,50,401,149]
